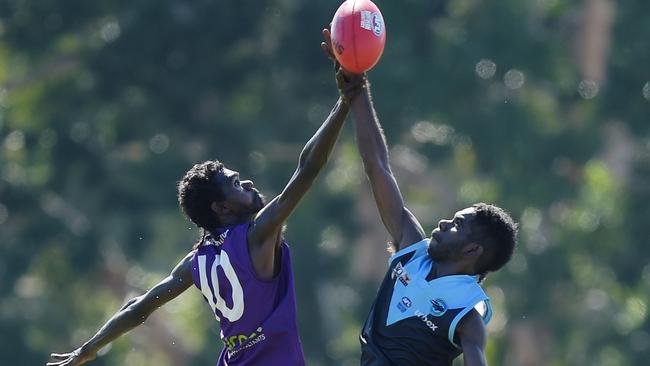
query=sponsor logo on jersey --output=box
[207,229,229,247]
[391,262,403,279]
[397,296,412,312]
[415,309,438,332]
[224,326,266,357]
[391,262,411,286]
[430,298,448,316]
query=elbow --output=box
[297,150,325,176]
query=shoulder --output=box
[170,250,197,280]
[456,309,487,347]
[182,249,197,263]
[456,309,488,365]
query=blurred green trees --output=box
[1,0,648,365]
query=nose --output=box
[438,219,452,231]
[241,180,254,190]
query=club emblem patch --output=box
[430,298,448,316]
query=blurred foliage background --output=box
[1,0,649,365]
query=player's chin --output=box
[429,233,440,247]
[256,192,266,207]
[427,240,448,261]
[251,192,266,212]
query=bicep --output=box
[366,168,425,248]
[457,310,488,366]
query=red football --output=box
[330,0,386,73]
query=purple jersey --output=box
[190,222,305,365]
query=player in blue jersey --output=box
[320,29,518,365]
[350,74,518,365]
[46,68,365,366]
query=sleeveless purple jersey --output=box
[190,222,305,365]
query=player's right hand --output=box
[46,348,96,366]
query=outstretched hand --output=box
[321,28,366,104]
[46,349,95,366]
[320,28,341,72]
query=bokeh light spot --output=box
[504,69,525,89]
[475,59,497,79]
[149,133,170,154]
[100,21,121,42]
[4,130,25,152]
[578,80,599,99]
[585,288,608,311]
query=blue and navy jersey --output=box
[360,240,492,366]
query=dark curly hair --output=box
[469,202,519,281]
[177,160,226,230]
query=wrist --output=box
[338,96,352,110]
[79,342,97,358]
[340,80,367,104]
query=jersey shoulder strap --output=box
[388,239,429,267]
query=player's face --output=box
[218,168,265,219]
[428,207,477,261]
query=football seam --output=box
[351,0,360,72]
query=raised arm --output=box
[247,70,363,275]
[350,80,426,251]
[46,251,195,366]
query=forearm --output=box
[79,298,149,355]
[351,85,390,175]
[298,97,349,174]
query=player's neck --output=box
[427,261,471,281]
[218,214,252,228]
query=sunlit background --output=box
[1,0,649,365]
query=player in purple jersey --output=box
[321,31,519,365]
[46,66,365,365]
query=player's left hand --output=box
[46,348,95,366]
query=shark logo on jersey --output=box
[391,262,411,286]
[430,298,448,316]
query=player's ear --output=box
[462,243,483,259]
[211,201,230,215]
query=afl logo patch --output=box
[397,296,412,312]
[401,297,412,307]
[430,298,448,316]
